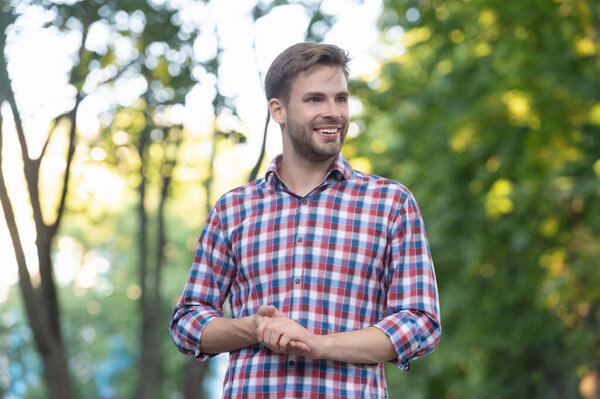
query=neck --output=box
[278,152,336,197]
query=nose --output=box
[322,98,341,119]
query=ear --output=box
[268,98,286,125]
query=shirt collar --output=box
[265,153,353,185]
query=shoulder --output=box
[211,178,269,222]
[347,169,415,204]
[218,177,267,201]
[347,171,427,233]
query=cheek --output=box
[338,103,349,117]
[295,110,317,125]
[340,111,350,123]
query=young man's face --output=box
[281,64,350,163]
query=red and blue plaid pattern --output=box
[170,154,441,398]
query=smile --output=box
[315,127,339,135]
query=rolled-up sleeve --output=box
[371,190,441,371]
[169,206,235,361]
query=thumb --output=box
[258,304,281,317]
[269,306,282,317]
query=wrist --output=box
[236,315,259,344]
[310,333,333,360]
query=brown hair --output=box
[264,42,350,102]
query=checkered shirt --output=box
[170,153,441,398]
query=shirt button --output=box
[289,361,295,366]
[301,199,307,205]
[297,237,303,243]
[295,278,301,284]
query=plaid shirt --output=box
[170,154,441,398]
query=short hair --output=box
[264,42,350,102]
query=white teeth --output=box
[318,128,338,134]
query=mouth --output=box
[314,126,341,138]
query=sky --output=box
[0,0,393,396]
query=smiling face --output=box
[270,64,350,163]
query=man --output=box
[170,42,441,398]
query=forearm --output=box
[310,326,396,364]
[201,316,258,354]
[256,309,397,363]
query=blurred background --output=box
[1,0,599,398]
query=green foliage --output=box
[2,0,337,397]
[349,0,600,397]
[55,205,199,398]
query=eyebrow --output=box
[302,90,349,98]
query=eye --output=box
[336,96,348,103]
[307,97,321,103]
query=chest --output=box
[230,194,393,283]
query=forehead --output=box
[289,64,348,97]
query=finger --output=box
[287,347,310,356]
[289,340,311,354]
[278,334,292,352]
[262,325,272,344]
[262,321,277,345]
[263,305,281,317]
[284,341,310,356]
[266,330,284,352]
[270,306,282,317]
[257,305,272,316]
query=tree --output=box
[1,0,207,396]
[1,4,85,396]
[348,0,600,397]
[1,0,338,397]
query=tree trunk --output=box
[133,125,156,399]
[183,359,208,399]
[44,342,76,399]
[38,233,75,399]
[0,109,75,399]
[37,232,63,339]
[134,128,183,399]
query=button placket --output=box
[283,356,297,392]
[296,198,308,244]
[290,198,309,322]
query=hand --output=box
[252,305,281,337]
[254,305,312,356]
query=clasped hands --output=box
[253,304,318,357]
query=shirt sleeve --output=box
[371,189,441,371]
[169,205,236,361]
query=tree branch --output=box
[6,93,30,163]
[49,9,91,235]
[137,123,150,306]
[37,113,67,162]
[246,18,270,183]
[247,108,269,182]
[81,58,137,98]
[49,94,80,236]
[154,127,183,297]
[0,105,53,358]
[1,43,45,230]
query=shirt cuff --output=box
[193,312,221,361]
[371,314,421,371]
[171,305,222,362]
